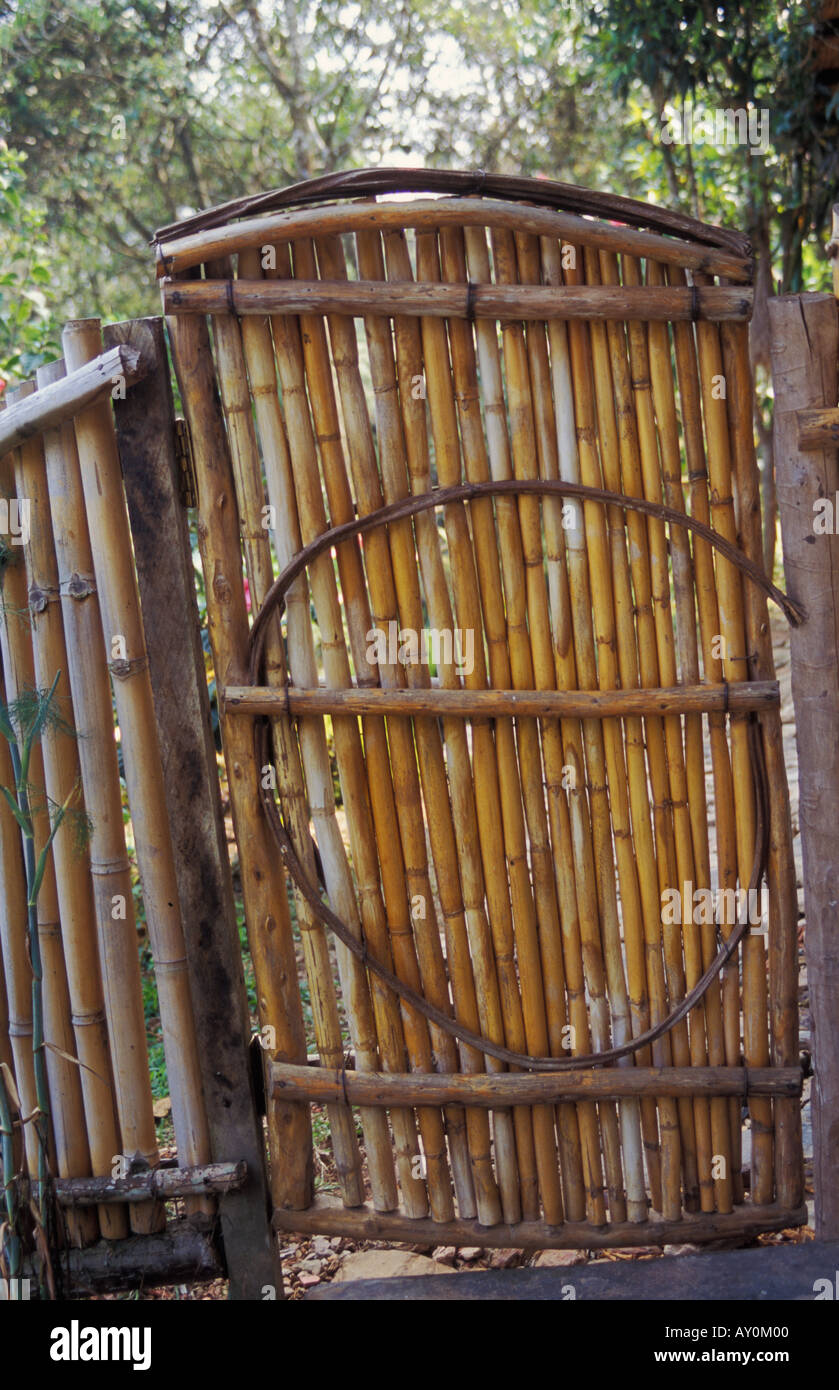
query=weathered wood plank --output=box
[163,279,754,323]
[274,1194,807,1251]
[770,291,839,1239]
[104,316,280,1299]
[224,680,780,720]
[271,1063,803,1106]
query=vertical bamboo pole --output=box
[166,301,312,1222]
[204,256,372,1212]
[407,227,564,1225]
[521,240,643,1220]
[740,296,808,1213]
[610,254,699,1212]
[104,316,280,1291]
[556,241,679,1216]
[14,397,127,1239]
[0,434,96,1247]
[217,248,406,1215]
[668,265,737,1212]
[38,358,163,1235]
[438,224,593,1222]
[313,231,506,1225]
[643,260,724,1213]
[0,666,39,1177]
[256,240,466,1221]
[466,227,608,1225]
[61,320,212,1208]
[690,277,761,1203]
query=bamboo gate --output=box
[0,168,810,1296]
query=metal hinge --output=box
[174,416,197,508]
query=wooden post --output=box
[770,291,839,1238]
[103,317,281,1300]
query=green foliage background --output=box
[2,0,836,386]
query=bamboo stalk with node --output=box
[0,433,96,1248]
[668,264,738,1212]
[641,259,722,1215]
[375,227,550,1228]
[276,236,473,1222]
[566,243,679,1216]
[0,666,39,1179]
[313,230,509,1225]
[216,246,409,1217]
[38,359,163,1235]
[721,315,801,1209]
[596,253,697,1215]
[690,275,762,1204]
[375,226,528,1225]
[437,223,592,1224]
[61,319,212,1213]
[165,303,312,1221]
[526,240,648,1221]
[13,395,127,1241]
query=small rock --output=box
[489,1247,524,1269]
[606,1246,658,1257]
[432,1245,457,1265]
[532,1249,586,1268]
[457,1246,482,1263]
[312,1236,332,1257]
[663,1243,699,1257]
[337,1250,456,1282]
[298,1273,321,1288]
[298,1257,322,1275]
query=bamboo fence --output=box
[0,168,805,1275]
[157,167,805,1248]
[0,349,212,1274]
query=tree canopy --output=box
[0,0,834,382]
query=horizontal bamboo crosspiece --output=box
[224,680,780,719]
[163,279,753,323]
[271,1063,803,1106]
[0,345,145,456]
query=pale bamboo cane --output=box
[14,410,127,1240]
[206,255,379,1213]
[230,248,429,1216]
[0,666,39,1177]
[643,259,724,1212]
[504,233,652,1221]
[313,230,505,1225]
[540,237,663,1213]
[0,443,96,1246]
[515,230,656,1221]
[611,253,701,1210]
[668,266,741,1210]
[407,226,564,1225]
[37,359,163,1234]
[464,224,608,1225]
[719,317,800,1209]
[521,232,653,1218]
[286,229,494,1218]
[437,224,590,1223]
[165,302,313,1216]
[363,226,524,1225]
[377,224,534,1224]
[245,252,428,1216]
[576,245,689,1213]
[265,237,469,1221]
[490,227,633,1221]
[689,278,762,1203]
[61,320,212,1212]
